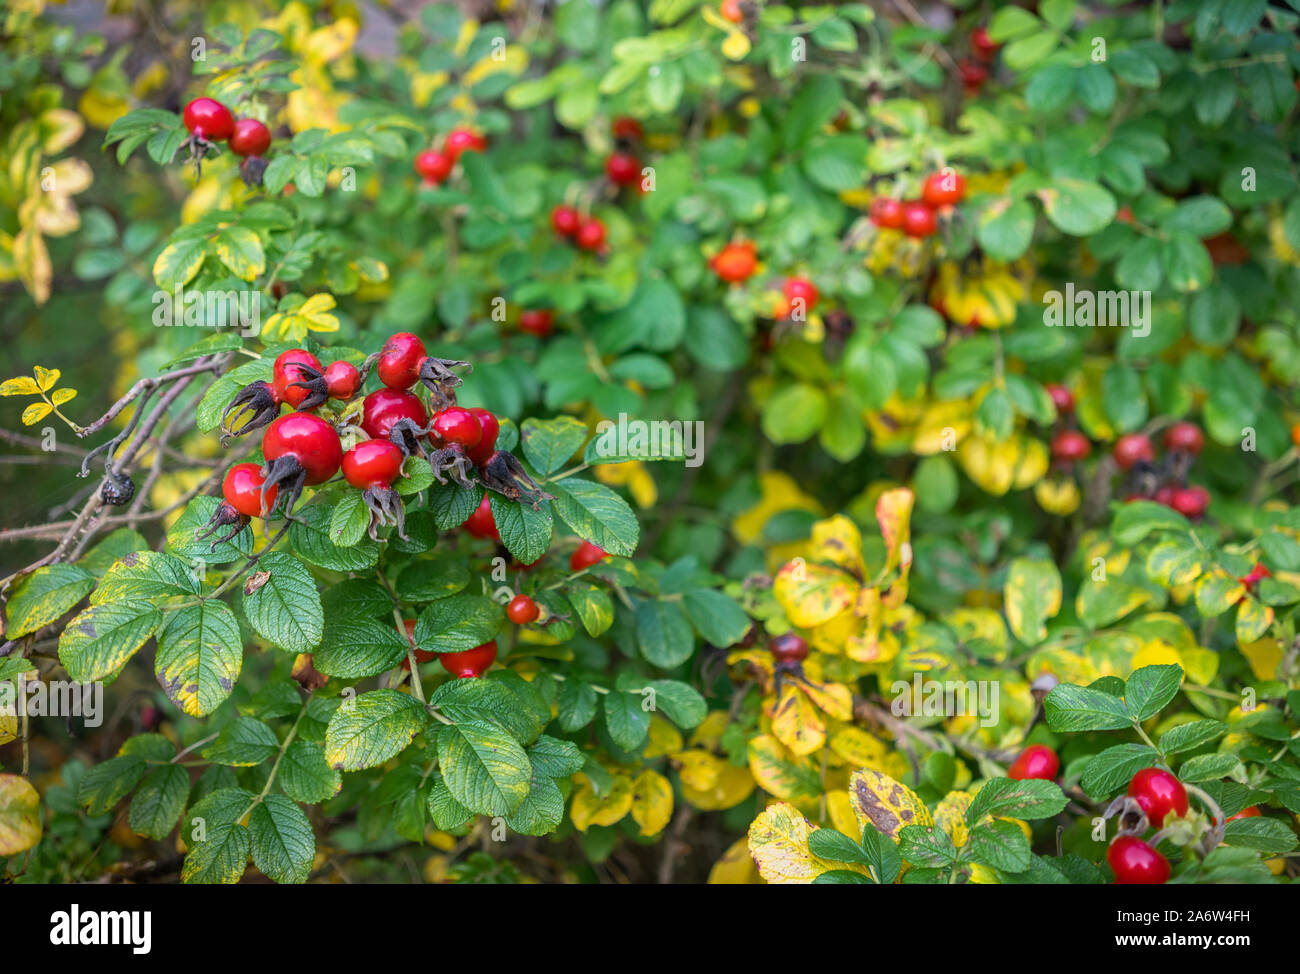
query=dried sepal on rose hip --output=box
[258,412,343,516]
[196,463,278,550]
[220,348,327,443]
[221,380,280,444]
[427,406,482,487]
[477,448,555,509]
[178,97,235,173]
[286,358,361,410]
[361,387,430,458]
[342,438,408,540]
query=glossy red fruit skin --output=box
[467,408,500,466]
[463,495,499,540]
[1051,430,1091,462]
[323,361,360,400]
[1153,485,1177,506]
[520,309,555,337]
[901,200,938,238]
[921,170,967,208]
[1171,485,1210,518]
[342,439,404,490]
[183,97,235,141]
[1108,835,1171,885]
[551,205,581,237]
[439,640,497,678]
[431,406,482,450]
[1008,744,1059,780]
[272,350,323,410]
[612,116,643,141]
[414,149,454,184]
[361,389,429,440]
[770,633,809,663]
[229,118,272,157]
[605,152,641,186]
[783,277,819,312]
[507,594,540,625]
[1226,806,1261,822]
[1127,768,1188,827]
[575,218,606,251]
[1046,383,1074,414]
[1113,433,1155,471]
[570,541,607,571]
[224,462,276,518]
[869,197,905,229]
[377,332,428,390]
[711,242,758,283]
[444,127,486,159]
[262,413,342,484]
[972,26,1000,60]
[1163,422,1204,455]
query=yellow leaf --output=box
[829,727,888,770]
[1235,596,1274,645]
[771,683,825,756]
[0,774,43,855]
[748,734,819,802]
[933,790,974,847]
[1035,475,1080,515]
[50,388,76,406]
[826,789,859,838]
[0,376,41,396]
[672,748,723,791]
[721,30,751,60]
[810,515,864,576]
[796,676,853,721]
[22,401,52,425]
[746,803,835,883]
[774,559,857,628]
[569,775,633,832]
[848,768,933,840]
[708,837,763,884]
[630,770,673,836]
[644,713,684,758]
[13,227,52,305]
[1003,556,1062,646]
[1239,637,1282,682]
[875,488,914,573]
[33,366,59,392]
[680,761,755,811]
[688,710,731,750]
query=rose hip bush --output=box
[2,0,1299,885]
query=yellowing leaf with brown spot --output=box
[708,837,763,884]
[849,769,933,840]
[810,515,864,576]
[644,713,683,758]
[830,727,888,770]
[747,803,849,884]
[569,775,632,832]
[933,790,973,847]
[748,734,820,802]
[775,560,857,628]
[875,488,913,572]
[796,676,853,721]
[771,683,825,756]
[630,769,673,836]
[911,399,972,454]
[0,774,42,855]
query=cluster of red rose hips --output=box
[413,126,488,187]
[957,25,1000,94]
[606,116,646,193]
[1048,386,1212,519]
[181,97,273,184]
[550,204,607,254]
[868,169,967,239]
[201,332,550,547]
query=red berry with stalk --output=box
[1008,744,1059,780]
[1170,485,1210,519]
[570,541,607,571]
[444,127,486,159]
[361,388,430,457]
[229,118,272,157]
[272,349,324,410]
[180,97,236,175]
[551,204,581,237]
[507,594,540,625]
[869,197,905,229]
[1163,422,1204,456]
[323,361,360,401]
[711,241,758,283]
[1113,433,1155,470]
[901,200,938,238]
[440,640,497,678]
[770,633,809,664]
[606,152,641,187]
[1107,835,1170,884]
[430,407,482,451]
[342,439,408,540]
[415,149,454,185]
[1127,768,1188,828]
[575,217,607,252]
[463,494,499,541]
[782,277,819,314]
[520,309,555,337]
[377,332,427,390]
[467,408,500,466]
[259,412,343,515]
[1051,430,1091,462]
[921,169,967,208]
[197,462,278,549]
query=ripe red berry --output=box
[1008,744,1059,781]
[901,200,938,238]
[551,204,581,237]
[720,0,744,23]
[444,127,486,159]
[414,149,454,184]
[342,439,404,491]
[467,408,500,466]
[921,170,967,208]
[958,59,989,91]
[1107,835,1170,885]
[782,277,819,313]
[869,197,905,230]
[1051,430,1091,462]
[611,116,643,141]
[770,633,809,663]
[223,462,276,518]
[570,541,607,572]
[430,406,482,451]
[1226,806,1261,822]
[361,388,430,441]
[1113,433,1154,471]
[322,360,360,401]
[520,309,555,337]
[575,217,607,252]
[1170,485,1210,519]
[1163,422,1204,456]
[463,495,499,541]
[182,97,235,141]
[1153,485,1177,506]
[228,118,272,158]
[1240,562,1271,588]
[440,640,497,678]
[711,241,758,283]
[272,349,323,410]
[605,152,641,187]
[1046,383,1074,414]
[376,332,428,390]
[971,26,1000,60]
[262,413,343,486]
[1127,768,1188,827]
[507,594,540,625]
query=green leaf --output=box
[437,720,532,816]
[520,416,588,475]
[202,717,279,767]
[427,775,475,831]
[428,678,545,746]
[239,552,323,654]
[859,826,902,884]
[128,765,190,840]
[808,826,872,865]
[645,679,707,729]
[966,777,1070,823]
[77,755,146,815]
[93,551,200,604]
[526,735,586,778]
[504,770,565,836]
[1038,178,1116,235]
[427,482,484,530]
[168,496,252,565]
[1178,752,1243,782]
[312,618,408,678]
[1161,196,1232,237]
[1003,557,1061,645]
[681,589,750,647]
[1080,744,1158,799]
[1112,500,1190,545]
[278,741,341,804]
[1222,816,1298,853]
[489,494,553,564]
[1044,682,1133,732]
[5,563,95,637]
[289,503,379,572]
[1159,719,1227,755]
[181,821,250,885]
[549,477,639,556]
[1124,664,1183,721]
[761,383,827,444]
[635,598,695,667]
[396,559,470,602]
[557,679,599,731]
[977,198,1035,260]
[413,594,503,654]
[898,824,958,867]
[968,819,1033,872]
[248,795,314,884]
[566,583,614,637]
[329,491,370,547]
[603,691,652,751]
[59,600,162,683]
[156,601,243,718]
[323,690,427,771]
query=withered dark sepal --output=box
[221,380,280,445]
[479,449,555,510]
[195,500,251,551]
[428,443,476,488]
[259,455,308,517]
[362,485,407,541]
[417,357,472,409]
[286,363,330,410]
